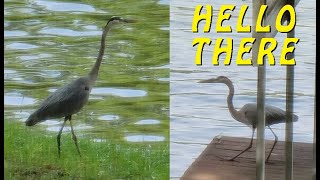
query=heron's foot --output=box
[265,153,273,163]
[225,156,243,162]
[265,159,275,164]
[226,157,236,161]
[213,154,239,162]
[266,160,277,165]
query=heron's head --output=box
[198,76,230,84]
[105,16,137,27]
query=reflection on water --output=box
[125,135,165,142]
[115,52,135,59]
[46,87,148,98]
[46,124,94,132]
[39,120,61,126]
[4,93,37,106]
[91,87,147,97]
[158,77,170,82]
[4,30,28,37]
[4,0,169,161]
[19,53,53,61]
[39,27,101,37]
[93,138,107,143]
[98,114,120,121]
[35,0,96,12]
[135,119,161,125]
[13,111,30,122]
[39,70,62,79]
[171,0,315,178]
[6,42,38,50]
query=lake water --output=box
[4,0,169,156]
[170,0,315,178]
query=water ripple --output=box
[4,30,28,37]
[39,27,100,37]
[91,87,147,98]
[98,114,120,121]
[4,93,37,106]
[6,42,38,50]
[35,0,96,12]
[135,119,161,125]
[46,124,93,132]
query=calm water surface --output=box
[170,0,315,178]
[4,0,169,151]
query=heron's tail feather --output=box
[293,114,298,122]
[25,113,40,126]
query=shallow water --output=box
[4,0,169,147]
[170,0,315,178]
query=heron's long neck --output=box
[89,25,112,83]
[226,82,240,120]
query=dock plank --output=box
[181,136,313,180]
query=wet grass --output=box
[4,120,169,179]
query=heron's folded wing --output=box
[36,81,90,119]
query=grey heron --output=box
[199,76,298,162]
[25,16,135,157]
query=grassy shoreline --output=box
[4,120,169,179]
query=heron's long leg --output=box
[266,126,278,162]
[69,116,81,157]
[57,117,68,158]
[228,128,255,161]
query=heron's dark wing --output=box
[265,104,298,125]
[264,105,287,125]
[34,78,90,120]
[241,103,298,127]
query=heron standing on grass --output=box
[198,76,298,162]
[25,16,135,157]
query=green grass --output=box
[4,120,169,179]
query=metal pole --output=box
[253,1,266,180]
[313,58,316,180]
[256,63,266,180]
[285,49,294,180]
[285,1,295,179]
[313,83,316,180]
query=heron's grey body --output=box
[199,76,298,162]
[236,103,298,128]
[26,77,91,126]
[25,16,135,157]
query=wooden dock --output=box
[181,136,314,180]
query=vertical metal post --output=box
[312,57,316,180]
[285,1,295,179]
[256,63,266,180]
[253,1,266,180]
[313,85,316,180]
[285,51,294,180]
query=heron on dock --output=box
[25,16,135,157]
[199,76,298,162]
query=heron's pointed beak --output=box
[198,79,216,83]
[123,19,137,23]
[198,78,222,83]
